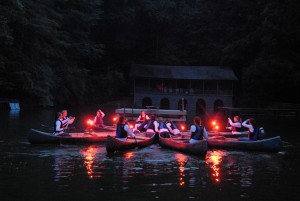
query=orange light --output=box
[113,117,117,122]
[181,125,185,131]
[86,119,94,126]
[215,125,219,130]
[129,124,133,129]
[212,121,216,126]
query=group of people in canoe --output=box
[54,110,76,135]
[115,110,209,143]
[53,109,263,142]
[116,111,263,143]
[54,109,105,135]
[226,115,263,141]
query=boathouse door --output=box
[196,99,207,119]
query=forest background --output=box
[1,0,299,108]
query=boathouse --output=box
[130,64,238,121]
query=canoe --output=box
[208,136,282,152]
[208,131,248,138]
[158,133,208,156]
[106,132,157,154]
[28,128,115,144]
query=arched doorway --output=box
[142,97,152,108]
[214,99,224,114]
[196,99,207,120]
[178,98,187,110]
[160,98,170,109]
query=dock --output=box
[219,106,300,120]
[0,99,20,110]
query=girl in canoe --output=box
[61,109,75,129]
[241,118,259,141]
[189,116,209,143]
[133,110,150,133]
[166,119,181,135]
[143,115,157,137]
[226,116,243,133]
[54,112,69,136]
[154,117,171,138]
[116,116,135,141]
[93,109,105,128]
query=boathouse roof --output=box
[130,64,238,80]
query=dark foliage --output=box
[1,0,299,107]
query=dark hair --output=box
[150,114,156,120]
[249,118,256,127]
[57,112,62,118]
[234,116,241,122]
[118,115,125,124]
[193,116,202,125]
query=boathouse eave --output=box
[130,64,238,80]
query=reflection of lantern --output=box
[206,150,226,183]
[175,153,188,186]
[80,146,100,179]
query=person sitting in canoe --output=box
[116,115,135,141]
[226,116,243,133]
[154,117,171,138]
[61,109,75,129]
[133,110,150,133]
[189,116,209,143]
[93,109,105,128]
[54,112,68,136]
[166,119,181,135]
[143,115,156,137]
[241,118,259,141]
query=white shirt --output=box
[242,120,254,133]
[154,121,169,133]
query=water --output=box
[0,109,299,201]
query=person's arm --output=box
[145,115,150,120]
[124,125,135,137]
[93,116,97,123]
[154,121,159,133]
[166,123,173,134]
[203,127,209,140]
[136,115,141,122]
[101,111,105,118]
[189,125,196,135]
[56,121,64,132]
[242,119,254,132]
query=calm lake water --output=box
[0,108,299,201]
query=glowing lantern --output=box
[181,125,185,131]
[215,125,219,130]
[113,117,117,122]
[212,120,216,126]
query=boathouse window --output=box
[204,81,218,93]
[177,80,189,94]
[160,98,170,109]
[149,79,163,92]
[142,97,152,108]
[178,98,187,110]
[135,78,148,89]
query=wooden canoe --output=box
[28,128,114,144]
[158,133,208,156]
[208,136,282,152]
[106,132,157,154]
[208,131,249,138]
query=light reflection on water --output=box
[0,109,299,201]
